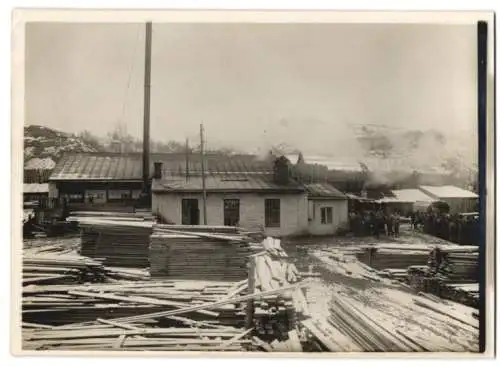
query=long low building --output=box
[48,152,349,237]
[378,185,478,214]
[152,160,309,237]
[419,185,478,213]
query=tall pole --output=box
[200,124,208,225]
[185,138,190,182]
[142,21,152,194]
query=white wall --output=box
[153,191,309,237]
[308,199,348,235]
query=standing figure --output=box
[394,211,401,237]
[386,212,394,237]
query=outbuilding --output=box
[304,183,349,235]
[418,185,479,213]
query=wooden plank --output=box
[110,280,311,323]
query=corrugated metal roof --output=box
[304,183,346,199]
[50,153,273,181]
[419,185,479,199]
[152,174,305,193]
[24,183,49,194]
[391,189,437,203]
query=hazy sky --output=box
[25,22,477,155]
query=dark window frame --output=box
[321,206,333,224]
[265,198,281,228]
[181,198,200,225]
[223,199,240,227]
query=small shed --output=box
[380,188,437,215]
[419,185,479,213]
[305,183,348,235]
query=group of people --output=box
[410,211,479,245]
[348,210,402,238]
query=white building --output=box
[151,158,310,237]
[304,183,349,235]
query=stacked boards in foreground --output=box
[149,229,254,281]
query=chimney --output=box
[273,156,290,185]
[153,162,162,179]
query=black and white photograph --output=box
[11,10,495,356]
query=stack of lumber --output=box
[76,220,153,268]
[438,283,479,309]
[22,277,310,351]
[435,248,479,282]
[149,226,258,281]
[23,253,107,286]
[356,244,430,270]
[22,280,245,327]
[307,284,479,352]
[249,239,308,343]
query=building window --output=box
[182,199,200,225]
[265,199,280,228]
[321,207,333,224]
[224,199,240,227]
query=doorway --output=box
[182,199,200,225]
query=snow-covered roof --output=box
[419,185,479,199]
[392,189,437,203]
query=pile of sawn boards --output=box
[68,212,155,268]
[149,226,258,281]
[356,244,430,271]
[428,245,479,282]
[248,237,308,348]
[21,234,311,351]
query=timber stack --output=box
[149,226,255,281]
[22,226,312,351]
[428,246,479,282]
[248,237,308,351]
[356,244,431,271]
[301,284,479,352]
[68,212,155,268]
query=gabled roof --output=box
[49,152,273,181]
[152,174,305,193]
[304,183,347,200]
[419,185,478,199]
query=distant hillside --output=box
[24,125,105,162]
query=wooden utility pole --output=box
[200,124,208,225]
[185,138,190,182]
[142,21,152,195]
